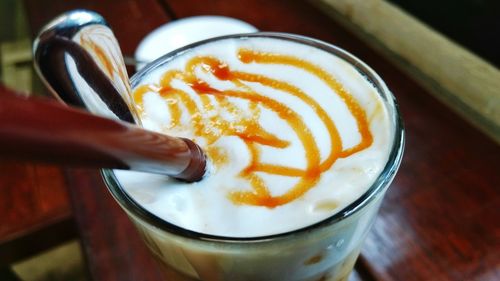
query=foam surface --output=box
[116,37,393,237]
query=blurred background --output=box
[388,0,500,67]
[0,1,498,281]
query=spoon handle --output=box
[33,10,139,124]
[0,87,206,182]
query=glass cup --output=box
[102,33,404,281]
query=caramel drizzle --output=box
[133,49,373,208]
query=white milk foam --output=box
[115,37,393,237]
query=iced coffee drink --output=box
[103,33,404,281]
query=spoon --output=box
[31,10,206,181]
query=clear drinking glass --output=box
[102,33,404,281]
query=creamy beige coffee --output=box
[104,34,402,281]
[115,36,392,238]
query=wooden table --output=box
[23,0,499,280]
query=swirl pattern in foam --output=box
[115,37,393,237]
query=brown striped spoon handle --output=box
[0,88,206,182]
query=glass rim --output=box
[103,32,405,243]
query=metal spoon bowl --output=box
[32,10,206,181]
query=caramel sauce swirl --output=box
[133,49,373,208]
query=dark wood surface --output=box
[0,163,70,237]
[0,162,75,265]
[22,0,499,281]
[0,86,77,265]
